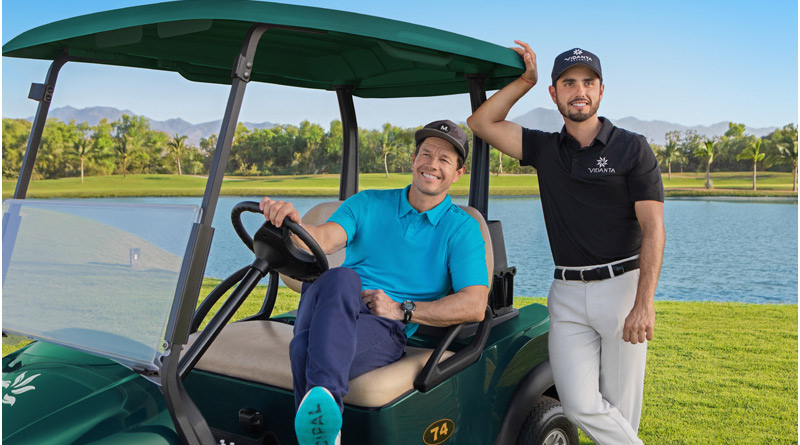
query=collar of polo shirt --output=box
[397,184,452,226]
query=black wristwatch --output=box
[401,300,416,324]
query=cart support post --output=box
[467,75,489,220]
[199,24,270,226]
[3,54,70,286]
[13,53,70,200]
[336,86,359,200]
[160,23,271,445]
[164,21,271,349]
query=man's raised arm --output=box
[467,40,538,161]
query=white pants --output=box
[548,269,646,445]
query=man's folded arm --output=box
[410,285,489,327]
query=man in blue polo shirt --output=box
[259,120,488,445]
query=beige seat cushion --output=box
[186,320,452,408]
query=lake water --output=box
[75,195,798,304]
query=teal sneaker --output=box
[295,387,342,445]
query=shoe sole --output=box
[295,387,342,445]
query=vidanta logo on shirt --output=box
[588,156,615,173]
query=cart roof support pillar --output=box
[13,53,70,200]
[467,75,489,220]
[336,86,359,200]
[160,23,272,445]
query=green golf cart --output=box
[2,2,577,444]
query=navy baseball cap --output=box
[551,48,602,84]
[414,119,469,161]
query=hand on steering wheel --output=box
[259,197,301,227]
[231,201,328,282]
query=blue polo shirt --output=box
[328,186,488,336]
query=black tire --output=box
[516,396,579,445]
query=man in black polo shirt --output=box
[468,42,665,444]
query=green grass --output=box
[639,301,798,444]
[661,172,797,197]
[6,283,794,444]
[3,171,797,199]
[515,298,798,444]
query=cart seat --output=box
[187,319,453,407]
[187,200,493,408]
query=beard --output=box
[556,96,600,123]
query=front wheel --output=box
[516,396,578,445]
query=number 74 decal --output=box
[423,419,455,444]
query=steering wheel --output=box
[231,201,328,282]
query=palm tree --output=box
[496,149,504,176]
[167,133,188,175]
[776,135,798,192]
[115,134,131,178]
[660,140,686,180]
[736,139,766,191]
[380,123,411,178]
[71,137,95,183]
[694,138,718,189]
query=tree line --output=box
[650,122,797,190]
[2,116,796,191]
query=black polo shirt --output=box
[521,117,664,267]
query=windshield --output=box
[2,199,201,371]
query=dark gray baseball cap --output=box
[414,119,469,161]
[551,48,602,84]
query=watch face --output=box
[402,300,415,324]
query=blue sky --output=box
[2,0,798,131]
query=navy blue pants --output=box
[290,267,407,412]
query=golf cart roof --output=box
[3,0,524,98]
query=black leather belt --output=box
[554,258,640,282]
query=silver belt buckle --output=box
[580,269,587,282]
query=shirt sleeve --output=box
[627,136,665,202]
[520,128,539,168]
[327,190,368,244]
[447,215,489,291]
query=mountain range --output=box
[31,106,276,146]
[25,105,778,146]
[510,108,778,145]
